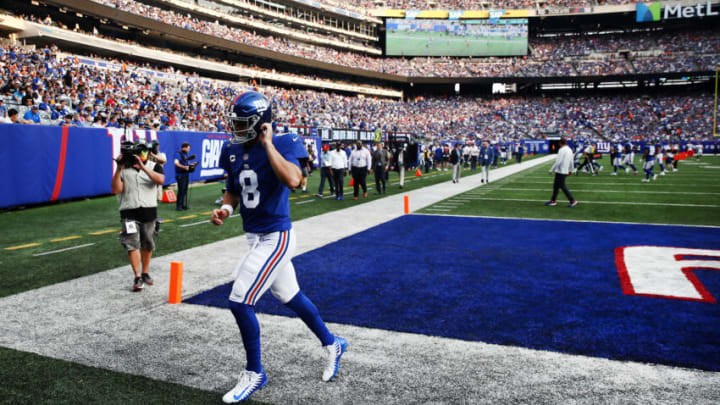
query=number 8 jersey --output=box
[220,132,308,233]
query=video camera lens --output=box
[118,141,149,166]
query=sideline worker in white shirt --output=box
[349,141,372,200]
[328,143,348,201]
[546,138,578,208]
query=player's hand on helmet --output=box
[258,123,273,148]
[211,208,229,226]
[115,154,124,168]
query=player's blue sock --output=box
[229,300,263,373]
[630,164,637,171]
[659,163,665,171]
[613,166,618,173]
[285,291,335,346]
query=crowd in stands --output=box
[304,0,646,11]
[1,45,716,142]
[82,0,719,77]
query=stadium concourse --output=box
[1,156,719,404]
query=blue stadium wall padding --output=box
[186,215,720,371]
[0,123,230,208]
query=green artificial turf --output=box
[0,346,267,405]
[2,153,717,405]
[1,160,533,298]
[420,155,720,226]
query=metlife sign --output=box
[636,0,719,22]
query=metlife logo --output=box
[637,0,719,22]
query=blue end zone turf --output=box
[185,215,720,371]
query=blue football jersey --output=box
[219,133,308,233]
[644,145,655,162]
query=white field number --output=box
[239,170,259,209]
[617,246,720,302]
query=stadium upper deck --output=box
[8,0,718,80]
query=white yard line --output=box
[459,197,720,208]
[490,188,720,195]
[32,243,96,257]
[179,220,210,227]
[511,180,720,187]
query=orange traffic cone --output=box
[161,189,177,203]
[415,168,422,177]
[349,178,354,186]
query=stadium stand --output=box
[0,44,715,140]
[60,1,718,77]
[0,0,717,143]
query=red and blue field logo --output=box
[187,215,720,371]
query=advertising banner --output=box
[0,124,229,209]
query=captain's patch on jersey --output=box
[186,215,720,371]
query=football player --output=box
[610,143,625,176]
[576,143,596,175]
[211,92,347,403]
[622,141,638,174]
[656,142,667,176]
[642,142,657,183]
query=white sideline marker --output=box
[33,243,95,257]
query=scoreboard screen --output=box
[385,19,528,57]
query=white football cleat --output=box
[222,370,267,403]
[642,179,649,183]
[322,336,348,382]
[660,172,665,176]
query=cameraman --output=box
[174,142,193,211]
[111,142,166,292]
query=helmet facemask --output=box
[228,113,261,144]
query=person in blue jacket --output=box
[479,141,495,184]
[434,144,444,171]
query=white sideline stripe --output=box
[412,213,720,229]
[32,243,95,256]
[493,188,720,195]
[461,197,720,208]
[295,199,315,205]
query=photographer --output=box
[174,142,196,211]
[111,141,166,292]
